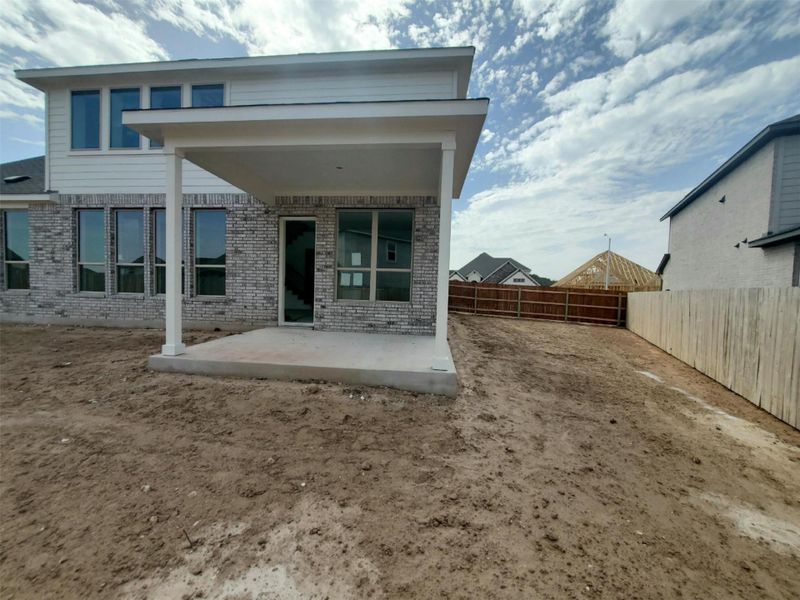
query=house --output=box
[553,250,661,292]
[659,114,800,289]
[451,252,541,286]
[0,47,489,395]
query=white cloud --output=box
[513,0,590,40]
[10,136,44,146]
[481,128,495,143]
[0,109,43,126]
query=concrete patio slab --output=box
[148,327,458,396]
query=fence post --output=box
[473,284,478,314]
[564,290,570,321]
[616,293,623,327]
[517,287,521,318]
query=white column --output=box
[162,151,185,356]
[432,143,455,371]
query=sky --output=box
[1,0,799,279]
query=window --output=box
[336,210,413,302]
[194,210,225,295]
[115,210,144,293]
[71,90,100,150]
[513,277,525,283]
[191,84,224,107]
[77,209,105,292]
[149,86,181,148]
[3,210,29,289]
[110,88,141,148]
[153,208,184,294]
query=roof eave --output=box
[748,226,800,248]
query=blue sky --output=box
[1,0,799,278]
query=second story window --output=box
[71,90,100,150]
[192,84,224,107]
[110,88,141,149]
[149,86,181,149]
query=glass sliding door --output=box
[281,219,315,325]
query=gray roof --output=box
[748,225,800,248]
[1,155,46,194]
[456,252,529,279]
[483,261,521,284]
[661,114,800,221]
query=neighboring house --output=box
[660,114,800,289]
[0,47,488,373]
[553,250,661,292]
[451,252,541,286]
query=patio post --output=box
[162,151,185,356]
[432,142,455,371]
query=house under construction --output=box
[553,251,661,292]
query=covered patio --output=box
[123,98,487,395]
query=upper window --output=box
[3,210,30,290]
[71,90,100,150]
[115,210,144,293]
[194,210,226,295]
[77,209,105,292]
[336,210,413,302]
[192,84,224,107]
[149,86,181,149]
[110,88,141,149]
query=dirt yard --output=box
[1,316,798,600]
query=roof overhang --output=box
[17,47,475,97]
[0,193,57,207]
[748,226,800,248]
[123,99,489,199]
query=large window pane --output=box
[376,271,411,302]
[195,210,226,265]
[116,210,144,264]
[153,209,185,294]
[4,210,29,262]
[337,211,372,268]
[117,266,143,293]
[377,211,413,269]
[79,210,105,263]
[192,84,224,107]
[79,264,105,292]
[196,267,225,295]
[149,86,181,148]
[71,90,100,150]
[6,263,29,289]
[110,88,141,148]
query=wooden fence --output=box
[448,281,627,326]
[627,288,799,429]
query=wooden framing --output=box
[553,250,661,292]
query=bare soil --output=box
[0,316,798,600]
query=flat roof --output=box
[661,114,800,221]
[16,46,476,97]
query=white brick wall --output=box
[663,140,797,289]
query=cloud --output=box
[0,109,43,126]
[10,136,44,146]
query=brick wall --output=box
[0,193,439,335]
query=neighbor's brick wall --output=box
[1,193,439,335]
[663,140,797,290]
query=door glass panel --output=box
[283,220,315,324]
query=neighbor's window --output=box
[149,86,181,149]
[191,84,224,107]
[110,88,141,148]
[77,209,105,292]
[153,208,184,294]
[336,210,413,302]
[3,210,30,289]
[513,277,525,283]
[194,209,225,295]
[115,210,144,293]
[71,90,100,150]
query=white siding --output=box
[663,141,797,289]
[229,70,455,105]
[771,134,800,233]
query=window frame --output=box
[76,208,106,293]
[193,209,226,297]
[70,89,101,150]
[152,208,185,295]
[335,209,414,303]
[114,209,145,294]
[109,87,141,150]
[191,83,225,108]
[148,86,182,149]
[3,209,30,290]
